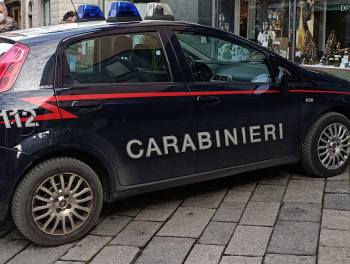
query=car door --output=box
[170,28,301,173]
[55,27,196,186]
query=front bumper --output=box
[0,146,31,221]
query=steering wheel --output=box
[191,61,213,82]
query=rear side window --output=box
[64,32,172,85]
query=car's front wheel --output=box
[11,157,103,246]
[302,112,350,177]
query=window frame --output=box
[56,27,176,88]
[169,27,277,85]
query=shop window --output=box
[64,32,171,85]
[295,0,350,70]
[175,31,271,83]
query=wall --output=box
[162,0,199,23]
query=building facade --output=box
[6,0,350,70]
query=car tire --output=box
[302,112,350,177]
[11,157,103,246]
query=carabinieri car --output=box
[0,13,350,246]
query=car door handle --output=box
[196,96,221,105]
[71,101,102,112]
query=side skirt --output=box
[108,155,299,202]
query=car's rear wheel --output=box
[302,112,350,177]
[11,157,103,246]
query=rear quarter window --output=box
[12,41,57,91]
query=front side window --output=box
[175,31,271,84]
[64,32,171,85]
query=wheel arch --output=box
[12,147,117,205]
[320,106,350,121]
[302,106,350,143]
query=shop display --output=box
[321,31,340,66]
[301,30,318,64]
[296,1,306,50]
[255,1,289,58]
[214,0,350,69]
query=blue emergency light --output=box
[107,1,142,22]
[77,5,105,21]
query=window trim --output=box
[172,29,277,85]
[57,29,175,88]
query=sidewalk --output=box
[0,166,349,264]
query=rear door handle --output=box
[71,101,102,113]
[196,96,221,105]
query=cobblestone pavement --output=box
[1,166,350,264]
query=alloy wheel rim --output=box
[318,123,350,170]
[32,173,93,236]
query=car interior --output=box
[176,32,272,84]
[64,33,171,85]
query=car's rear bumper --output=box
[0,146,32,221]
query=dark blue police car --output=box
[0,2,349,246]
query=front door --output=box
[172,29,300,172]
[55,28,196,185]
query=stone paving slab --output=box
[264,254,316,264]
[182,188,227,209]
[90,246,140,264]
[258,170,290,186]
[283,180,324,204]
[224,190,252,203]
[55,260,86,264]
[324,193,350,210]
[230,181,257,191]
[90,216,132,236]
[322,209,350,230]
[250,185,286,202]
[327,171,350,181]
[198,221,236,246]
[240,202,280,226]
[0,239,29,264]
[318,246,350,264]
[320,229,350,248]
[61,235,111,262]
[8,243,73,264]
[135,200,181,222]
[220,256,263,264]
[158,206,215,238]
[134,237,195,264]
[268,221,319,255]
[110,221,162,247]
[291,173,326,181]
[212,202,245,222]
[225,225,272,256]
[278,203,321,223]
[55,261,85,264]
[184,244,224,264]
[325,181,350,194]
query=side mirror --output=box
[277,66,290,95]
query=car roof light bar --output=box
[77,5,105,22]
[107,1,142,22]
[144,3,175,21]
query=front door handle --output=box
[196,96,221,105]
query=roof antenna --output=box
[68,0,78,16]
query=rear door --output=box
[55,27,196,186]
[169,28,300,172]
